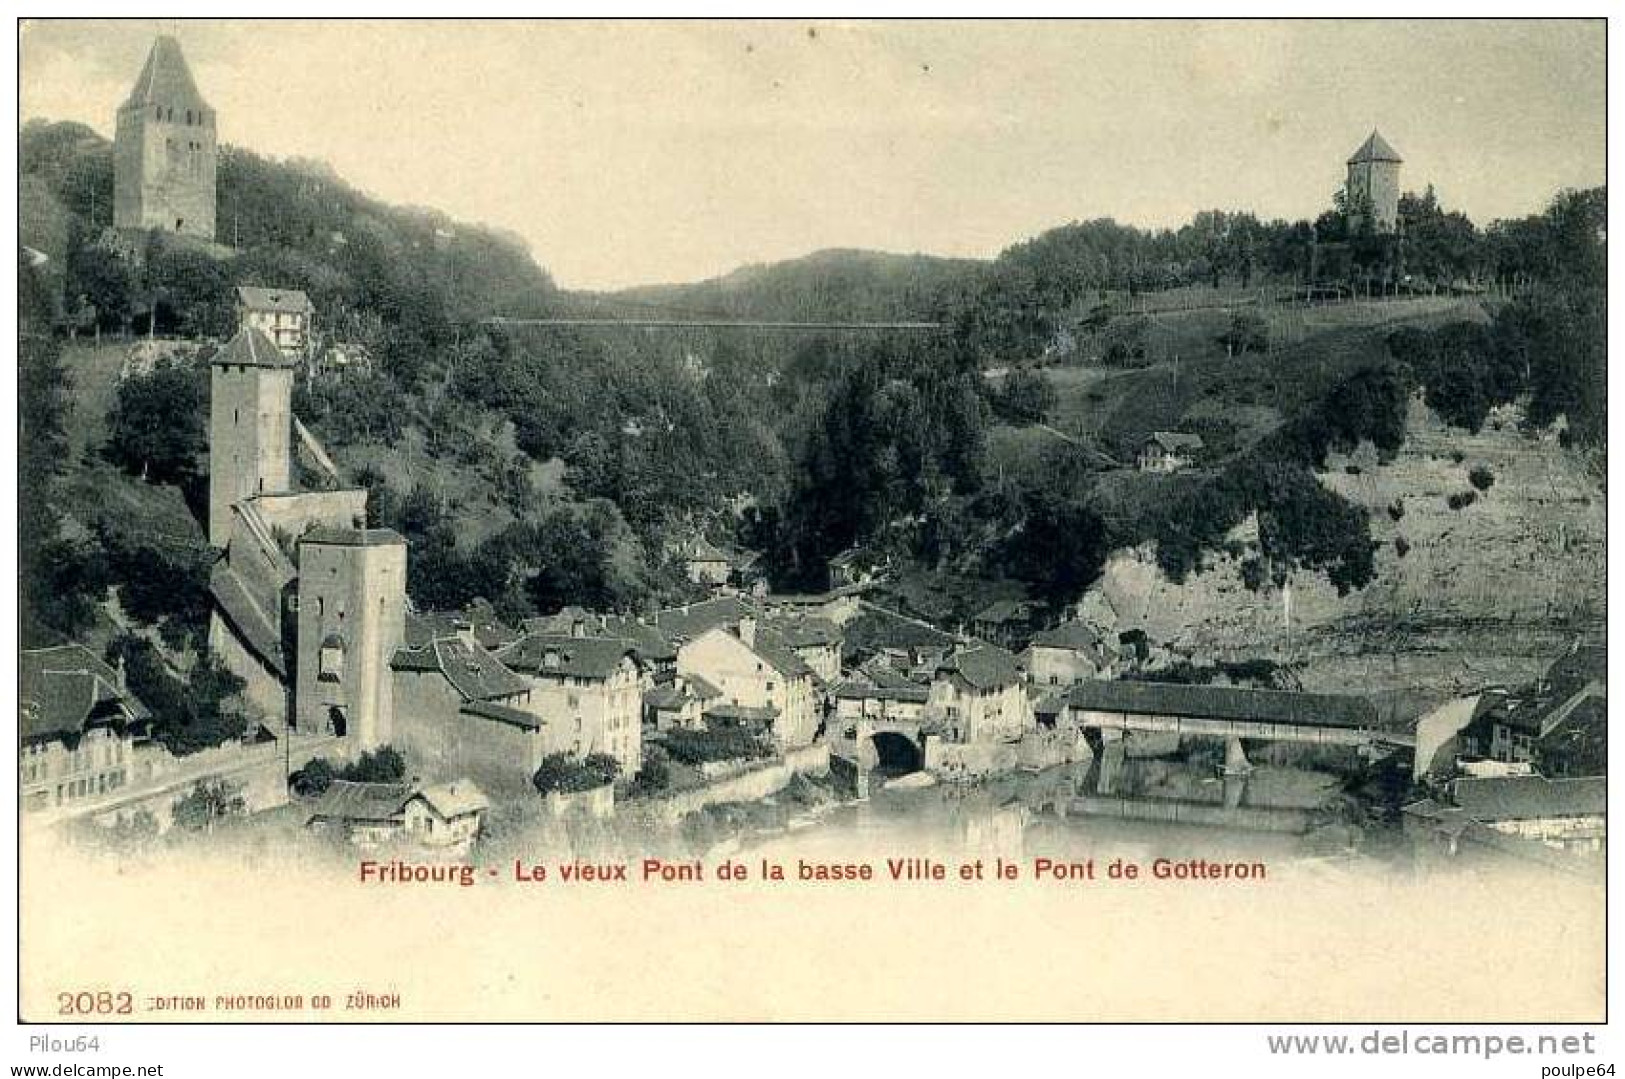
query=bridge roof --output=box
[1067,680,1377,729]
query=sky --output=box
[19,19,1606,291]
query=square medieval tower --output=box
[113,35,217,241]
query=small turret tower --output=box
[1345,130,1403,234]
[113,35,217,240]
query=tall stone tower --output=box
[295,528,408,753]
[1345,130,1403,234]
[209,327,294,546]
[113,35,217,240]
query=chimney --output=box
[738,615,757,650]
[114,654,127,692]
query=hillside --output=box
[587,247,985,323]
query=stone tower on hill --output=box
[1345,130,1402,235]
[114,35,217,240]
[208,327,294,547]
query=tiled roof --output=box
[1066,680,1377,730]
[208,562,287,676]
[236,286,313,314]
[833,680,929,704]
[1032,620,1105,653]
[1347,130,1403,164]
[601,616,677,664]
[655,596,755,643]
[523,606,596,635]
[766,615,842,649]
[1545,646,1606,696]
[858,656,924,691]
[1147,431,1205,453]
[937,644,1022,691]
[459,699,543,731]
[304,780,415,825]
[498,634,641,681]
[411,780,489,820]
[705,703,779,725]
[1450,775,1606,821]
[749,627,816,680]
[20,644,151,744]
[122,36,209,113]
[212,326,294,369]
[391,636,529,701]
[973,599,1035,625]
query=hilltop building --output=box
[236,286,314,358]
[1137,431,1204,473]
[1345,130,1403,234]
[114,35,216,241]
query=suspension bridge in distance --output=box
[480,316,949,333]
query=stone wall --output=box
[641,743,831,824]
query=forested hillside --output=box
[19,113,1607,664]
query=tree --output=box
[1219,311,1269,356]
[993,369,1058,424]
[105,363,206,486]
[66,243,137,332]
[340,746,407,783]
[532,752,619,794]
[105,635,247,755]
[172,780,247,833]
[293,758,336,797]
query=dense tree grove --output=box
[104,634,247,755]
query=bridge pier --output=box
[1096,729,1126,795]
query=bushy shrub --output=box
[1468,465,1495,492]
[660,723,773,766]
[1447,491,1477,511]
[1394,536,1411,558]
[532,752,620,795]
[1218,311,1269,355]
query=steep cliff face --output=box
[1080,398,1604,717]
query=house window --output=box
[319,639,345,683]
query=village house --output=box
[1404,774,1606,861]
[20,644,159,813]
[827,546,888,590]
[498,632,644,776]
[682,536,733,588]
[831,680,929,730]
[643,672,723,731]
[236,285,314,358]
[761,615,843,684]
[1137,431,1205,473]
[927,644,1032,744]
[1024,620,1115,687]
[1451,775,1606,851]
[970,599,1040,650]
[1460,646,1606,776]
[303,778,489,850]
[675,617,820,748]
[390,613,546,793]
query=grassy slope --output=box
[1027,295,1487,461]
